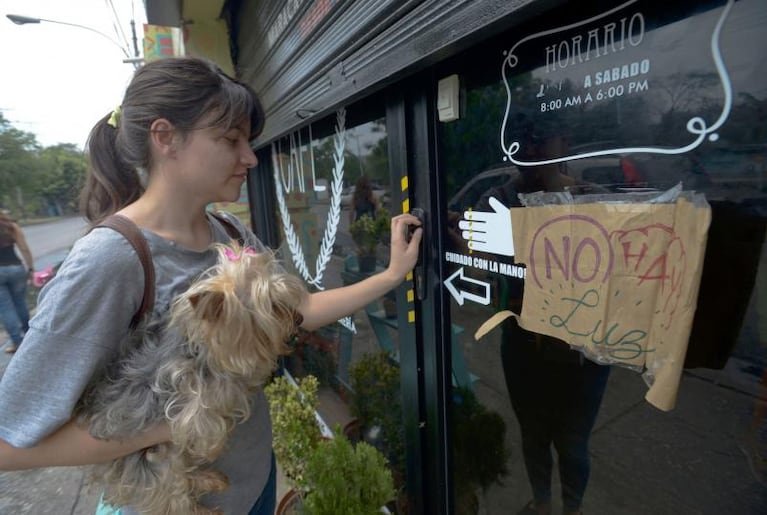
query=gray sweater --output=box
[0,213,272,514]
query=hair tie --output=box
[107,105,122,128]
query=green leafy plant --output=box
[349,352,405,472]
[264,374,322,493]
[451,386,510,512]
[303,426,395,515]
[349,209,390,257]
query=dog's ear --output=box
[188,290,226,322]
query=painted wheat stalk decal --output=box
[273,108,356,332]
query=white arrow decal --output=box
[443,267,491,306]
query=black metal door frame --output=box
[387,73,457,515]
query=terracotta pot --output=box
[342,418,362,443]
[275,488,302,515]
[276,484,394,514]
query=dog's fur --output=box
[75,243,306,514]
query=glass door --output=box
[264,101,420,514]
[434,0,767,513]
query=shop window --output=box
[438,0,766,513]
[268,108,411,511]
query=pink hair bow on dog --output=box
[224,247,258,261]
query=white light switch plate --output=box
[437,74,460,122]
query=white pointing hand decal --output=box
[458,196,514,257]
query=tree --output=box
[0,111,87,218]
[37,144,87,215]
[0,111,41,217]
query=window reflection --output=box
[270,112,410,511]
[440,0,766,513]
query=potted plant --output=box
[349,352,405,474]
[302,425,395,515]
[349,209,390,272]
[451,386,510,513]
[267,373,395,515]
[264,373,322,500]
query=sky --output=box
[0,0,147,149]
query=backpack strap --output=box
[95,214,155,329]
[210,211,245,246]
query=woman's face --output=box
[170,116,258,204]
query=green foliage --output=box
[349,352,405,470]
[0,112,86,218]
[298,327,340,387]
[264,374,322,493]
[451,386,509,493]
[37,145,86,214]
[303,426,394,515]
[349,209,390,256]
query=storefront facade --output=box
[148,1,766,513]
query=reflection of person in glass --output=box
[349,175,379,224]
[475,123,610,515]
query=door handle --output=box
[409,208,427,300]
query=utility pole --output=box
[130,19,139,57]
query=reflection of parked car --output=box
[565,143,710,192]
[448,167,519,211]
[700,144,767,190]
[448,148,710,210]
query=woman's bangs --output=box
[207,80,264,140]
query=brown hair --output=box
[0,211,15,245]
[80,57,265,224]
[352,175,375,207]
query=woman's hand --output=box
[385,213,423,281]
[297,213,423,331]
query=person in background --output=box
[0,209,33,354]
[350,174,379,224]
[0,57,422,515]
[466,124,610,515]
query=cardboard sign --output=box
[477,193,711,411]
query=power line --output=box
[104,0,131,55]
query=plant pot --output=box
[342,418,362,444]
[275,488,302,515]
[358,254,377,273]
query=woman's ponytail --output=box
[80,112,143,224]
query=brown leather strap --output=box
[92,212,239,328]
[95,214,155,329]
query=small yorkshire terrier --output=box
[76,243,306,514]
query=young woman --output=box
[0,210,34,354]
[0,57,422,514]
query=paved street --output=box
[23,217,89,269]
